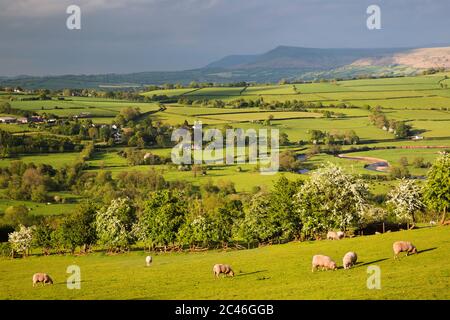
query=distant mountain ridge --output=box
[206,45,410,70]
[1,45,449,89]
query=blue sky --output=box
[0,0,449,76]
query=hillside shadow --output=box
[358,258,389,267]
[236,270,268,277]
[418,247,437,254]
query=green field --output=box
[1,73,450,218]
[0,193,82,216]
[0,153,81,169]
[0,226,448,299]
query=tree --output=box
[293,163,369,238]
[211,199,243,247]
[236,192,278,245]
[177,200,213,249]
[88,127,99,140]
[119,107,141,122]
[269,176,303,241]
[8,225,34,257]
[95,198,135,253]
[33,221,54,255]
[387,178,423,228]
[31,185,48,202]
[279,150,301,172]
[394,121,411,139]
[344,130,360,145]
[58,202,99,254]
[310,130,325,144]
[132,190,186,251]
[423,152,450,224]
[2,206,33,227]
[279,132,290,146]
[390,166,410,179]
[399,156,409,167]
[413,157,425,168]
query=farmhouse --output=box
[0,116,17,124]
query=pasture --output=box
[1,72,450,217]
[0,226,448,299]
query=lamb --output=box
[311,255,337,272]
[32,273,53,287]
[342,252,358,269]
[145,255,152,266]
[213,264,235,278]
[393,241,417,259]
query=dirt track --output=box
[337,154,390,172]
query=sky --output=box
[1,0,450,76]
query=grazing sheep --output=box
[327,231,338,240]
[337,231,345,239]
[32,273,53,287]
[393,241,417,259]
[312,255,337,272]
[343,252,358,269]
[145,255,152,266]
[213,264,234,278]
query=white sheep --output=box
[312,255,337,272]
[213,264,234,278]
[327,231,338,240]
[393,241,417,259]
[337,231,345,239]
[342,252,357,269]
[145,255,153,266]
[32,273,53,287]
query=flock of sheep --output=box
[31,232,418,286]
[310,232,418,272]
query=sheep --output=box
[337,231,345,239]
[213,264,234,278]
[32,273,53,287]
[393,241,417,259]
[342,252,358,269]
[326,231,338,240]
[145,255,152,266]
[311,255,337,272]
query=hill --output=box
[0,226,448,299]
[1,45,450,89]
[206,45,407,70]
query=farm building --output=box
[0,116,17,124]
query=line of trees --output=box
[0,129,79,158]
[4,153,448,257]
[368,106,411,138]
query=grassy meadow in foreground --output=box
[0,226,448,300]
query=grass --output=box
[198,111,321,122]
[0,153,82,169]
[0,195,81,216]
[0,226,448,299]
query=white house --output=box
[0,116,17,124]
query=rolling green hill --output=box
[0,226,448,299]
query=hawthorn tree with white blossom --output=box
[8,225,34,257]
[387,178,424,228]
[293,163,369,239]
[95,197,136,253]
